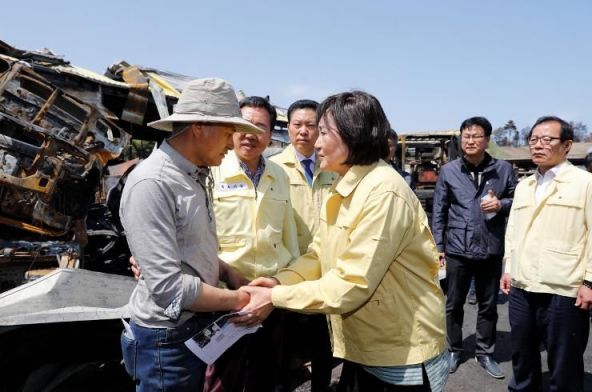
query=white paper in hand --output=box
[438,266,447,280]
[184,311,261,365]
[481,192,497,220]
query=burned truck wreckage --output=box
[0,56,130,288]
[0,39,195,289]
[0,40,189,389]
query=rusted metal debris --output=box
[0,37,224,293]
[0,38,284,291]
[0,41,151,290]
[0,57,130,235]
[0,40,194,390]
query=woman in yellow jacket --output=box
[238,91,448,391]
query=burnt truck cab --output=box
[396,130,460,222]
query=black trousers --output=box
[210,309,285,392]
[280,312,333,392]
[445,254,502,355]
[508,287,590,392]
[336,360,431,392]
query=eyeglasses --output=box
[527,136,561,146]
[461,134,486,141]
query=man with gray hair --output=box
[119,78,263,391]
[501,116,592,391]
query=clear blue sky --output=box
[2,0,591,132]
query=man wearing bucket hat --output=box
[119,78,262,391]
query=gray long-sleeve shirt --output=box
[120,141,219,328]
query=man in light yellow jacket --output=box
[501,116,592,392]
[269,99,336,391]
[213,146,299,280]
[209,96,299,392]
[270,100,336,254]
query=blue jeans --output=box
[121,315,216,392]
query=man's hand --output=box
[249,276,279,288]
[575,284,592,310]
[231,286,274,327]
[438,252,446,268]
[236,289,250,310]
[500,273,512,295]
[130,256,141,281]
[481,189,502,213]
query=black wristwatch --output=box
[583,280,592,290]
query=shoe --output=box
[475,355,504,379]
[449,351,462,373]
[467,289,477,305]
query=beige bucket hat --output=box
[148,78,263,134]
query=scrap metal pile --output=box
[0,40,181,291]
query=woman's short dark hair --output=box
[527,115,574,141]
[287,99,319,122]
[317,91,391,165]
[387,128,398,142]
[459,116,492,137]
[239,96,277,131]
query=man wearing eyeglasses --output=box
[501,116,592,392]
[432,116,517,379]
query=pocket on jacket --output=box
[121,330,138,380]
[218,237,247,252]
[349,296,402,351]
[321,179,335,187]
[262,196,289,232]
[547,195,584,209]
[445,226,466,253]
[259,225,284,256]
[290,178,308,186]
[539,245,582,287]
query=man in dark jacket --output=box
[432,116,517,379]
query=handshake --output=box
[231,277,278,327]
[129,256,278,328]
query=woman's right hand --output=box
[240,285,274,322]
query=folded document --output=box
[184,311,261,365]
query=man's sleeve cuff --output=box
[164,294,182,320]
[271,285,292,308]
[503,259,511,274]
[180,275,202,310]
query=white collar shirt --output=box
[294,150,316,166]
[534,161,566,205]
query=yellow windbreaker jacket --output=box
[211,151,300,281]
[504,162,592,296]
[272,160,446,366]
[270,145,336,254]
